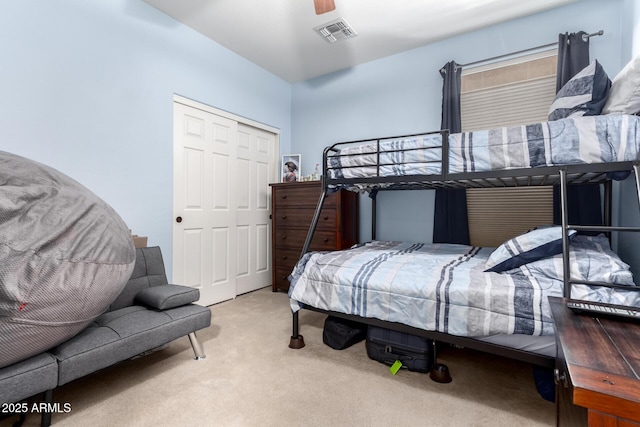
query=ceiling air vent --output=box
[315,18,358,43]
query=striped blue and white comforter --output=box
[449,114,640,173]
[288,236,637,337]
[326,115,640,187]
[327,135,443,179]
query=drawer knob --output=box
[282,255,288,260]
[323,216,329,220]
[282,215,287,219]
[323,238,329,243]
[282,195,287,199]
[282,235,287,240]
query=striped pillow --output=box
[548,60,611,121]
[485,226,577,273]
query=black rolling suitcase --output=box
[365,326,434,373]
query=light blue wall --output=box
[292,0,631,245]
[2,0,639,278]
[0,0,292,278]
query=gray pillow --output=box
[135,284,200,310]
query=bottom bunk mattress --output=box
[289,235,638,341]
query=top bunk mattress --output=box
[449,113,640,174]
[326,114,640,188]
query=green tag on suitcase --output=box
[390,360,403,375]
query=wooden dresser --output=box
[270,181,358,292]
[549,296,640,426]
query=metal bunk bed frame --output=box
[288,129,640,370]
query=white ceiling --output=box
[143,0,578,83]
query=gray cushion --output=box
[51,304,211,385]
[109,247,169,311]
[0,353,57,404]
[135,285,200,310]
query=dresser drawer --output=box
[273,185,336,208]
[274,228,337,250]
[273,249,305,291]
[274,248,303,269]
[274,207,337,231]
[274,266,294,291]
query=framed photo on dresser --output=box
[281,154,301,183]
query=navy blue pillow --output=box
[548,60,611,121]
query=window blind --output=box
[467,187,554,248]
[461,52,557,132]
[461,51,557,246]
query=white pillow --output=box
[517,234,634,285]
[602,55,640,115]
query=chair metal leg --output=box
[188,332,206,360]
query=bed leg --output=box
[289,311,305,349]
[429,341,452,383]
[431,340,438,370]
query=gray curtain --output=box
[556,31,589,91]
[439,61,462,134]
[553,31,603,229]
[433,61,470,245]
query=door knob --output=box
[176,216,183,223]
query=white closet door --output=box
[173,99,277,306]
[235,123,274,295]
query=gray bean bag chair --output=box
[0,151,136,368]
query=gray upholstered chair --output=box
[0,246,211,427]
[49,246,211,386]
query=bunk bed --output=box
[286,114,640,372]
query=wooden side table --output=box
[549,296,640,426]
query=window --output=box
[461,50,558,247]
[461,50,558,132]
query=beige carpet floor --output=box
[9,287,555,427]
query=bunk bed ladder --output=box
[300,188,328,259]
[559,164,640,299]
[290,175,330,349]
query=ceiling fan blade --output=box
[314,0,336,15]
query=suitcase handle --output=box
[384,346,418,362]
